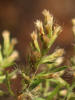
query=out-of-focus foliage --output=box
[0,31,19,96]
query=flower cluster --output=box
[0,30,19,96]
[0,30,18,69]
[19,9,66,100]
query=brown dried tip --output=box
[42,35,50,44]
[33,51,41,59]
[11,38,18,45]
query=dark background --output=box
[0,0,75,100]
[0,0,75,62]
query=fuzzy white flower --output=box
[54,25,62,35]
[35,20,44,34]
[11,74,17,79]
[55,57,64,65]
[60,89,67,96]
[54,49,64,57]
[31,31,40,52]
[42,9,53,25]
[2,30,10,53]
[8,51,19,62]
[2,30,10,42]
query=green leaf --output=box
[50,66,67,72]
[34,97,45,100]
[39,49,64,65]
[34,40,40,53]
[6,72,14,96]
[48,26,62,49]
[0,90,7,96]
[29,79,43,90]
[70,97,75,100]
[0,69,18,84]
[47,85,60,100]
[0,75,5,84]
[1,61,14,68]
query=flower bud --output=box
[54,25,62,35]
[35,20,44,35]
[42,9,53,26]
[55,57,64,65]
[72,19,75,35]
[42,35,50,44]
[60,89,67,96]
[2,30,10,56]
[31,31,40,52]
[2,30,10,38]
[54,49,64,57]
[31,31,37,41]
[72,19,75,25]
[8,51,19,62]
[11,38,18,46]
